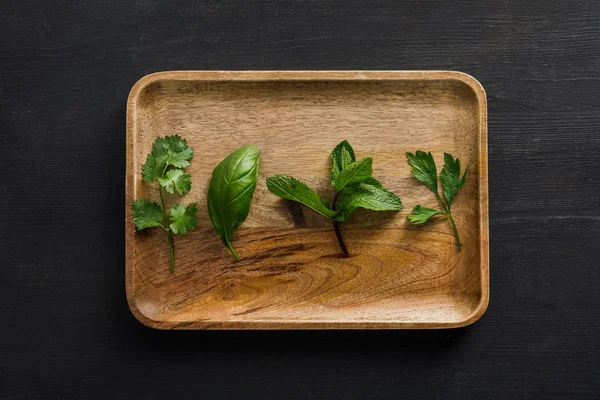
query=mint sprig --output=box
[267,140,402,255]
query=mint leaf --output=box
[131,199,164,230]
[335,183,402,222]
[407,205,445,224]
[406,151,438,193]
[331,140,356,182]
[332,157,373,191]
[440,153,467,207]
[158,169,192,195]
[266,175,336,219]
[169,203,199,234]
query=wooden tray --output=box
[126,71,489,329]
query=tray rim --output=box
[125,70,489,330]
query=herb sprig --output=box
[131,135,198,272]
[406,151,467,252]
[267,140,402,255]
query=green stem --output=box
[159,186,176,272]
[226,240,240,261]
[447,213,462,252]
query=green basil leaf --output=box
[207,146,260,260]
[266,175,336,219]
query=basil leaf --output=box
[266,175,336,219]
[440,152,468,208]
[207,146,260,260]
[332,157,373,191]
[406,205,445,224]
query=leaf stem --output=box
[333,220,349,256]
[226,240,240,261]
[332,192,349,256]
[159,186,176,272]
[447,213,462,252]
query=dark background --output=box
[2,0,599,398]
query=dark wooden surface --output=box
[1,0,599,398]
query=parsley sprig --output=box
[406,151,467,252]
[131,135,198,272]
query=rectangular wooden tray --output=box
[126,71,489,329]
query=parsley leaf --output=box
[169,203,199,234]
[406,150,438,193]
[440,153,468,207]
[406,205,444,224]
[131,199,164,230]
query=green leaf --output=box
[207,146,260,260]
[169,203,198,234]
[407,205,445,225]
[266,175,336,219]
[440,153,467,208]
[330,140,356,182]
[131,199,164,230]
[332,157,373,191]
[158,169,192,195]
[334,183,402,222]
[406,151,438,193]
[141,135,194,182]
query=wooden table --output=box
[2,1,599,398]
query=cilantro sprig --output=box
[131,135,198,272]
[406,151,467,252]
[267,140,402,255]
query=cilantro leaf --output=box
[406,151,438,193]
[141,152,165,182]
[266,175,336,219]
[406,205,445,224]
[169,203,199,235]
[440,152,468,207]
[335,182,402,222]
[158,169,192,195]
[330,140,356,182]
[131,199,164,230]
[141,135,194,183]
[332,157,373,191]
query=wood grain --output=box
[125,71,488,329]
